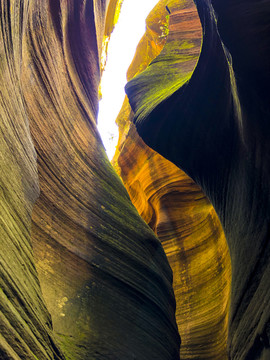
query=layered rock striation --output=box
[0,1,65,358]
[126,0,270,359]
[114,1,231,359]
[0,1,180,359]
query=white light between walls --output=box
[97,0,158,160]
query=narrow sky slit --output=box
[97,0,158,160]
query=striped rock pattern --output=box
[0,1,180,359]
[0,1,64,358]
[114,1,231,358]
[126,0,270,359]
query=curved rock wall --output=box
[0,1,65,359]
[114,1,231,358]
[0,1,180,359]
[126,0,270,359]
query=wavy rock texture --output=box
[114,1,231,359]
[0,2,65,359]
[126,0,270,359]
[0,0,180,359]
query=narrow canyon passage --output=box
[0,1,269,360]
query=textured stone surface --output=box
[126,0,270,359]
[0,1,180,359]
[0,2,65,359]
[114,1,231,358]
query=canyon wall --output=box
[0,1,64,358]
[114,1,231,359]
[126,0,270,359]
[0,1,180,359]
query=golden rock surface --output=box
[126,0,270,358]
[114,1,231,359]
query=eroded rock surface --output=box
[0,1,180,359]
[126,0,270,359]
[114,1,231,358]
[0,2,64,359]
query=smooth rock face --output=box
[0,0,180,359]
[114,115,231,360]
[114,1,231,358]
[126,0,270,359]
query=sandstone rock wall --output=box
[0,1,180,359]
[0,1,65,358]
[114,1,231,358]
[126,0,270,358]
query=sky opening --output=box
[97,0,158,160]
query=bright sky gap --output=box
[97,0,158,160]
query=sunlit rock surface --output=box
[126,0,270,359]
[114,1,231,358]
[0,1,180,359]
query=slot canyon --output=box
[0,1,269,359]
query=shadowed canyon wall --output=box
[113,1,231,359]
[126,0,270,359]
[0,1,180,359]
